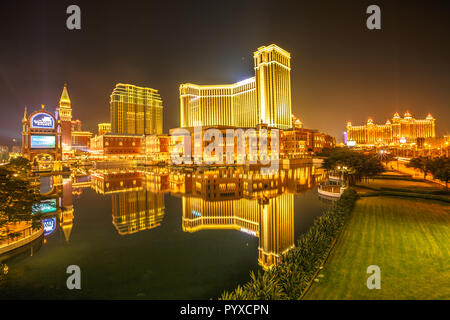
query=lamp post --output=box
[337,165,347,187]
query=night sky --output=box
[0,0,449,144]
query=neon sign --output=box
[31,113,54,129]
[347,140,356,147]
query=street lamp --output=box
[337,165,347,187]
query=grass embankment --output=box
[355,177,450,202]
[305,178,450,300]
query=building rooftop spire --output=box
[59,83,71,109]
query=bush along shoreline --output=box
[220,189,359,300]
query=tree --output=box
[0,166,42,241]
[406,157,433,179]
[8,156,32,178]
[378,151,396,167]
[429,157,450,190]
[322,148,384,185]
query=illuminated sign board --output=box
[347,140,356,147]
[33,199,57,214]
[31,113,55,129]
[399,137,407,144]
[43,217,57,236]
[30,135,56,149]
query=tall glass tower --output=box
[110,83,163,135]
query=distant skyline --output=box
[0,0,449,143]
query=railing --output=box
[328,174,341,181]
[0,224,40,246]
[319,185,342,193]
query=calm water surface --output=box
[0,165,331,299]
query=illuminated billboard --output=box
[31,113,55,129]
[33,199,57,214]
[347,140,356,147]
[30,135,56,149]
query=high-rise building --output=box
[56,84,72,150]
[110,83,163,135]
[346,111,436,145]
[254,44,292,130]
[180,78,257,128]
[180,44,292,130]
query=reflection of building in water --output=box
[112,191,165,235]
[182,193,294,269]
[59,178,74,242]
[171,166,326,198]
[89,169,166,235]
[169,170,193,195]
[177,165,326,269]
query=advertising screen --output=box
[31,113,54,129]
[30,135,56,148]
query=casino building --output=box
[180,44,292,130]
[346,111,436,146]
[110,83,164,135]
[22,105,62,165]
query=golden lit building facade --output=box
[254,44,292,129]
[180,78,257,128]
[180,44,292,130]
[98,123,111,136]
[110,83,163,135]
[346,111,436,145]
[169,124,280,165]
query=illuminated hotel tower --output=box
[110,83,163,135]
[180,78,257,128]
[56,84,72,150]
[254,45,292,129]
[180,44,292,130]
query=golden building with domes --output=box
[346,111,435,145]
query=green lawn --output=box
[360,178,443,192]
[304,196,450,300]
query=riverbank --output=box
[303,176,450,300]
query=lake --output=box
[0,165,331,299]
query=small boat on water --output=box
[318,180,347,198]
